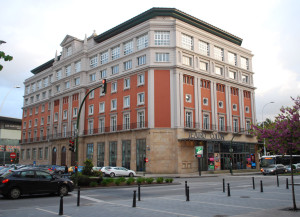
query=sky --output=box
[0,0,299,123]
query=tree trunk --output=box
[290,152,297,210]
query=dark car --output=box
[0,168,74,199]
[261,164,287,175]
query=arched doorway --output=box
[52,147,57,165]
[61,146,66,166]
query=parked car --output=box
[53,166,67,174]
[286,164,300,173]
[92,167,102,172]
[101,166,136,177]
[0,168,74,199]
[0,167,14,176]
[261,164,287,175]
[68,166,83,174]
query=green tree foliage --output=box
[82,159,93,176]
[0,51,13,71]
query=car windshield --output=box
[1,171,13,177]
[267,164,276,168]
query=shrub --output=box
[119,177,126,183]
[126,177,135,185]
[70,173,91,186]
[114,178,121,186]
[106,178,114,184]
[92,171,102,177]
[82,159,93,176]
[146,177,154,184]
[165,178,173,183]
[101,179,109,186]
[136,177,145,184]
[156,177,164,184]
[89,181,98,187]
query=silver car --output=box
[101,166,136,177]
[262,164,286,175]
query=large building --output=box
[20,8,257,173]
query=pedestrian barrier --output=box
[252,177,255,190]
[260,180,263,192]
[277,174,279,187]
[186,186,190,201]
[77,186,80,207]
[223,178,225,193]
[227,183,230,197]
[132,190,136,207]
[59,194,63,215]
[286,178,289,189]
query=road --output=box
[0,174,299,217]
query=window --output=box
[42,92,46,99]
[110,116,117,132]
[100,69,107,79]
[214,47,224,61]
[215,66,223,76]
[73,107,78,117]
[241,57,249,70]
[111,46,120,60]
[124,96,130,108]
[89,105,94,115]
[34,118,38,126]
[233,104,237,111]
[99,102,105,113]
[30,96,34,103]
[86,143,94,159]
[112,65,119,74]
[31,83,36,92]
[25,98,28,105]
[48,89,52,97]
[124,60,132,70]
[137,55,146,66]
[229,71,236,79]
[185,94,192,103]
[43,78,48,87]
[37,80,42,89]
[124,41,133,55]
[183,56,192,66]
[32,148,36,160]
[233,119,239,133]
[75,61,81,72]
[90,55,98,68]
[245,106,250,113]
[203,114,210,129]
[111,82,117,93]
[65,81,70,89]
[138,74,144,86]
[56,70,62,80]
[26,149,31,160]
[199,61,208,71]
[182,34,193,50]
[154,31,170,45]
[72,123,77,136]
[36,94,40,101]
[89,90,94,99]
[35,106,39,114]
[155,53,169,62]
[124,78,130,89]
[199,40,209,56]
[66,46,72,57]
[24,109,27,117]
[56,85,61,92]
[63,125,67,137]
[219,117,225,131]
[54,112,58,122]
[63,110,67,119]
[100,51,108,64]
[90,73,96,82]
[242,74,249,83]
[203,98,208,105]
[29,108,33,115]
[185,111,192,128]
[23,121,26,129]
[123,113,130,130]
[111,99,117,111]
[137,34,148,50]
[137,111,145,128]
[74,77,80,85]
[99,118,105,133]
[88,120,94,134]
[44,147,48,160]
[65,65,71,76]
[137,93,145,105]
[246,120,251,131]
[26,86,30,94]
[228,52,237,65]
[218,101,223,108]
[47,116,50,123]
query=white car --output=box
[101,166,136,177]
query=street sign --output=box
[10,152,16,159]
[195,146,203,158]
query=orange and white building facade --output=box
[20,8,257,173]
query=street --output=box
[0,174,299,217]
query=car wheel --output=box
[58,171,62,175]
[129,172,134,177]
[9,188,21,199]
[58,185,68,196]
[110,172,115,177]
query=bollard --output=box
[260,180,263,192]
[252,177,255,190]
[223,179,225,193]
[227,183,231,197]
[77,186,80,207]
[132,190,136,207]
[186,186,190,201]
[138,184,141,201]
[277,174,279,187]
[286,178,289,189]
[59,194,63,215]
[185,181,187,196]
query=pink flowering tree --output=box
[253,96,300,210]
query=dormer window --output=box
[66,46,72,57]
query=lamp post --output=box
[262,102,275,156]
[0,86,21,114]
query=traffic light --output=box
[69,140,75,152]
[3,145,6,152]
[102,79,107,94]
[75,166,78,173]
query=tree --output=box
[253,96,300,210]
[0,51,13,71]
[82,159,93,176]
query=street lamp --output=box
[0,86,21,114]
[262,101,275,156]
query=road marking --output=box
[35,208,71,217]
